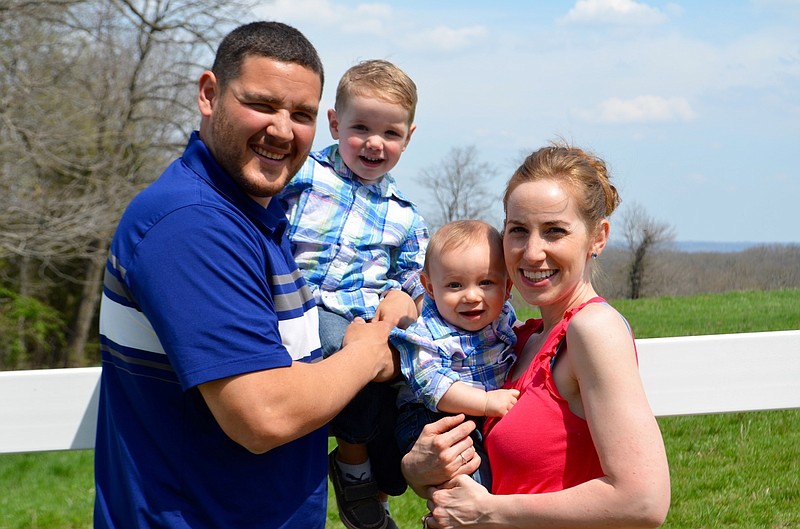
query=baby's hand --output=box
[374,290,418,329]
[484,389,519,417]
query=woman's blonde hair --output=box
[503,143,620,233]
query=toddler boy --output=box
[279,59,428,529]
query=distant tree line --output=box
[413,147,800,303]
[595,243,800,300]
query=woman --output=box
[402,144,670,528]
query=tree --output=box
[620,202,676,299]
[0,0,252,367]
[414,146,501,231]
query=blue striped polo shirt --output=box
[94,132,326,529]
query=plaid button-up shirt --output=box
[279,144,429,320]
[391,296,517,412]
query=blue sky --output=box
[253,0,800,243]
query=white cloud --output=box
[686,172,710,184]
[403,25,488,52]
[574,95,696,123]
[352,3,393,17]
[562,0,671,25]
[255,0,395,34]
[254,1,485,50]
[258,0,342,22]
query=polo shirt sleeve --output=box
[126,204,292,390]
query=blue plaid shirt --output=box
[279,144,429,320]
[391,296,517,412]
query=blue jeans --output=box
[318,308,406,495]
[396,403,493,490]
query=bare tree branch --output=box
[620,202,676,299]
[0,0,256,366]
[415,145,501,231]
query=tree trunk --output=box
[67,246,108,367]
[629,245,647,299]
[14,256,33,368]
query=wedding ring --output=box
[459,452,467,466]
[421,513,433,528]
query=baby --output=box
[391,219,518,488]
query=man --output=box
[94,21,397,529]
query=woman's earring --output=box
[591,252,598,260]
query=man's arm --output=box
[199,318,398,453]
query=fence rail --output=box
[2,330,799,454]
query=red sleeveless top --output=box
[483,297,611,494]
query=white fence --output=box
[1,330,799,454]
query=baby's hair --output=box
[503,142,620,232]
[335,59,417,124]
[424,220,504,274]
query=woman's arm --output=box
[428,304,670,528]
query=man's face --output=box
[199,56,321,206]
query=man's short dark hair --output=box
[212,21,324,92]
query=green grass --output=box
[659,411,800,528]
[0,451,94,529]
[2,289,798,528]
[610,289,800,338]
[513,288,800,338]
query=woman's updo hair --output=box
[503,142,621,232]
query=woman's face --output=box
[503,179,604,310]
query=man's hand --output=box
[342,317,399,382]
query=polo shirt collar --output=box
[183,132,288,238]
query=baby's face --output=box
[328,95,414,184]
[425,241,510,332]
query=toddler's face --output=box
[423,241,511,332]
[328,95,414,184]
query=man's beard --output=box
[210,106,305,200]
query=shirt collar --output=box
[420,295,517,346]
[183,131,288,238]
[311,144,408,202]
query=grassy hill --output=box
[1,289,798,528]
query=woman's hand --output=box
[401,414,481,497]
[426,475,492,529]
